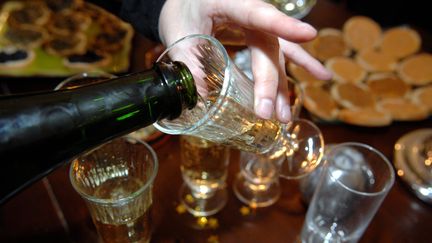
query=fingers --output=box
[279,39,333,80]
[215,0,317,42]
[275,51,292,123]
[245,30,281,120]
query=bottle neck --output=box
[0,61,197,152]
[0,61,197,204]
[155,61,197,119]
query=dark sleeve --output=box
[120,0,167,42]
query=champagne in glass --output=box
[155,34,323,180]
[70,137,158,243]
[205,92,282,154]
[179,135,230,216]
[90,178,152,243]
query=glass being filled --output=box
[154,34,324,185]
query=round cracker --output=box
[338,108,392,127]
[302,83,339,121]
[331,82,376,109]
[366,73,411,100]
[287,62,326,85]
[377,98,429,121]
[326,57,367,83]
[411,85,432,113]
[311,28,351,62]
[343,16,382,51]
[397,53,432,86]
[379,27,421,59]
[355,48,398,72]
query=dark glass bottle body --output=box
[0,61,197,204]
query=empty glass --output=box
[300,142,395,243]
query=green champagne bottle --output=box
[0,61,197,204]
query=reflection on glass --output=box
[179,135,230,216]
[265,0,317,19]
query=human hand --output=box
[158,0,332,123]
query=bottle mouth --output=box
[154,60,198,120]
[153,34,232,135]
[172,61,198,110]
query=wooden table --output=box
[1,0,432,242]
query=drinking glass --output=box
[300,142,395,243]
[233,78,319,207]
[234,150,283,207]
[70,136,158,243]
[154,34,323,180]
[265,0,317,19]
[54,71,116,90]
[179,135,230,216]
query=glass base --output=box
[233,173,281,208]
[179,183,228,217]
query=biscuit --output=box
[397,53,432,86]
[379,27,421,59]
[302,84,339,121]
[355,48,398,72]
[311,28,351,62]
[366,73,411,100]
[343,16,382,52]
[338,108,392,127]
[411,85,432,113]
[377,98,429,121]
[287,62,326,85]
[331,82,376,109]
[326,57,367,83]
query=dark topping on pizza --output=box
[44,33,86,56]
[48,10,90,35]
[0,47,34,68]
[45,0,82,12]
[67,50,105,63]
[91,21,129,53]
[4,27,46,48]
[7,2,50,27]
[0,49,29,63]
[76,4,102,21]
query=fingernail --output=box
[255,98,274,119]
[280,104,292,122]
[297,22,316,34]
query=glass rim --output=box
[153,34,233,134]
[326,142,395,196]
[54,71,117,91]
[69,136,159,205]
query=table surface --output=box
[1,1,432,243]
